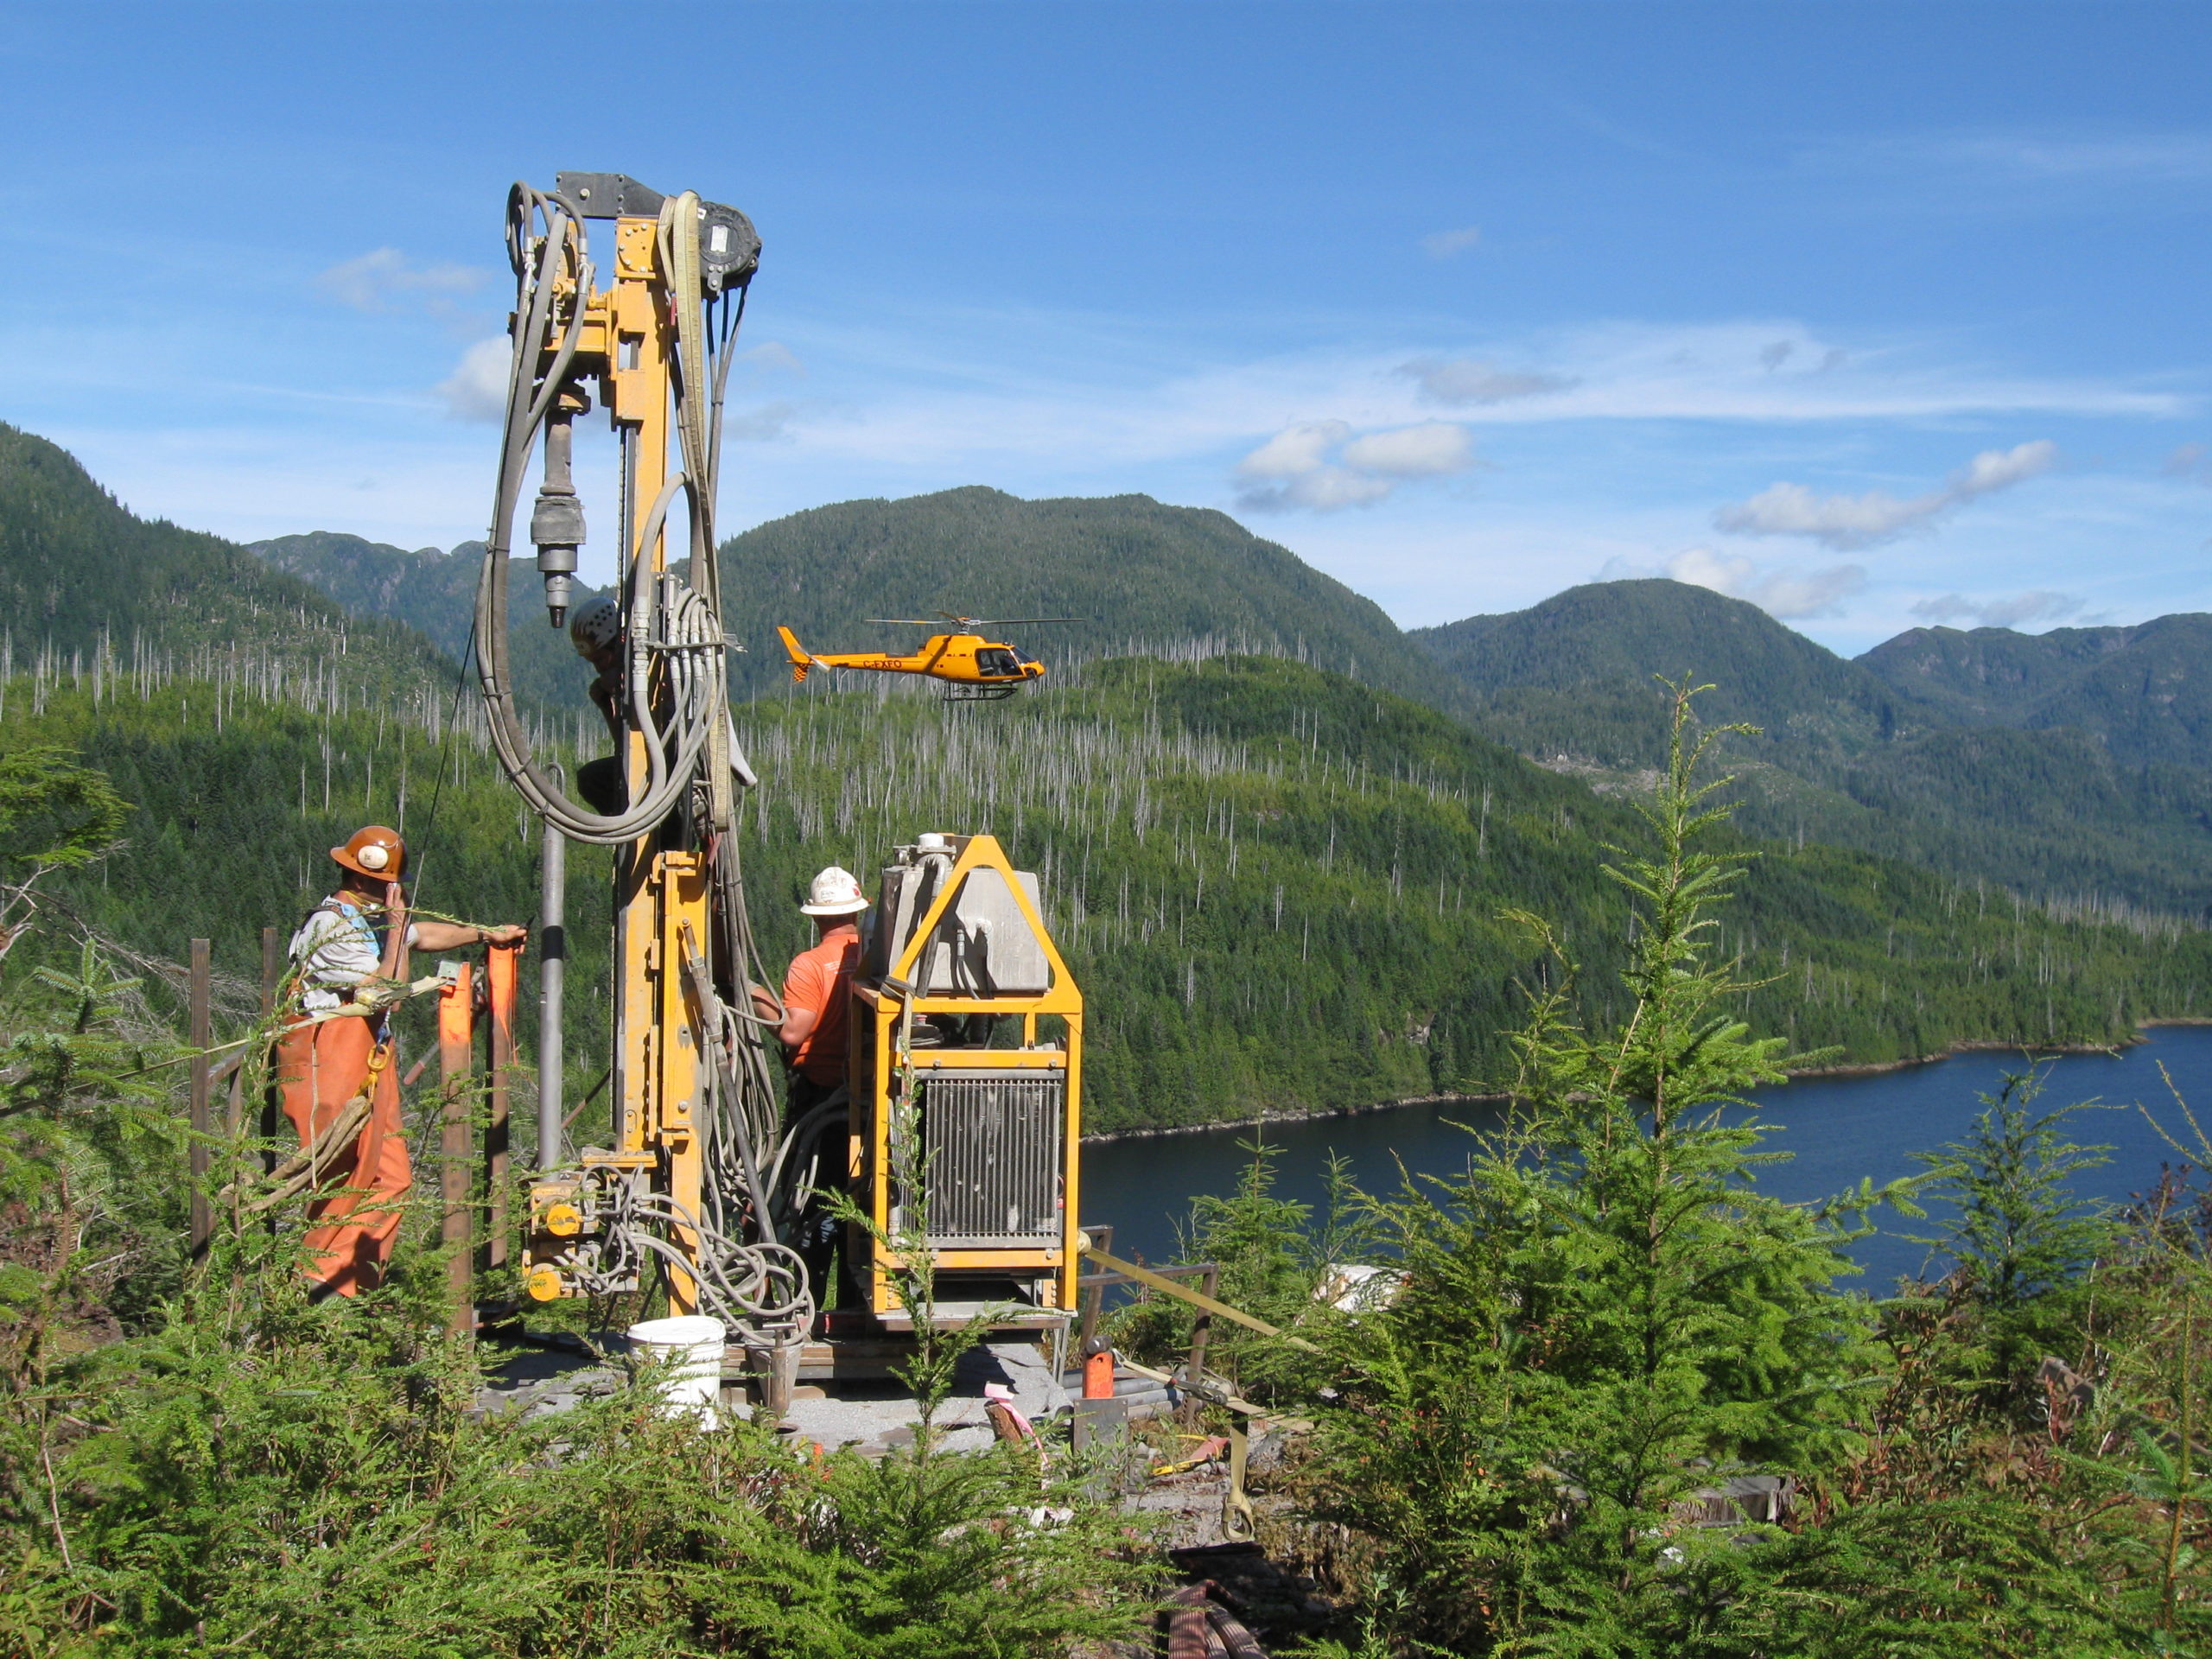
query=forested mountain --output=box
[1410,579,1933,766]
[1861,613,2212,767]
[0,423,454,702]
[712,487,1428,702]
[249,490,2212,915]
[1414,579,1896,715]
[1414,580,2212,917]
[261,487,1433,708]
[14,445,2212,1653]
[250,531,612,711]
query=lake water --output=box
[1080,1025,2212,1289]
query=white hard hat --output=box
[569,594,621,658]
[800,866,870,916]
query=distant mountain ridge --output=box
[247,531,607,711]
[0,423,452,702]
[12,422,2211,1129]
[1860,615,2212,769]
[240,474,2212,918]
[1411,580,1934,770]
[254,487,1434,713]
[711,486,1435,703]
[1414,581,2212,916]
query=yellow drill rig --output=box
[474,173,1083,1361]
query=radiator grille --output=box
[916,1071,1065,1249]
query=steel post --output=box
[258,926,281,1179]
[537,815,564,1168]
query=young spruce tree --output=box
[1303,679,1878,1655]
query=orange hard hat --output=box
[330,824,405,880]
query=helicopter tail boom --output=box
[776,625,815,684]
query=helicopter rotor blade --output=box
[921,616,1082,627]
[864,618,947,626]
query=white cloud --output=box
[1715,482,1933,548]
[724,401,798,442]
[1256,469,1396,512]
[1605,547,1868,620]
[1237,420,1350,480]
[1929,135,2212,182]
[745,315,2172,487]
[1955,439,2058,495]
[1738,563,1869,620]
[316,247,492,314]
[1714,439,2057,550]
[2164,442,2212,485]
[1910,590,2085,629]
[1396,356,1573,406]
[435,338,512,423]
[742,340,806,376]
[1234,418,1474,512]
[1340,421,1475,478]
[1378,325,2171,429]
[1421,226,1482,258]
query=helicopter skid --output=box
[942,682,1023,702]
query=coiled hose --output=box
[474,185,727,845]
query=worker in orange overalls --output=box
[275,825,526,1298]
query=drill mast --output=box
[476,172,805,1341]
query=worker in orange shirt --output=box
[749,867,868,1291]
[750,866,869,1121]
[275,825,526,1298]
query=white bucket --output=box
[626,1314,727,1428]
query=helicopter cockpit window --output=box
[976,647,1022,677]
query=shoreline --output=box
[1080,1021,2197,1144]
[1083,1090,1509,1145]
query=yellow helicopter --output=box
[775,613,1076,701]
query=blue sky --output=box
[3,2,2208,653]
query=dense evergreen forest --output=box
[7,645,2210,1137]
[251,530,611,714]
[255,486,1437,708]
[3,426,2209,1650]
[0,423,453,703]
[5,425,2212,1130]
[1862,611,2212,765]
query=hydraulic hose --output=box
[474,185,725,845]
